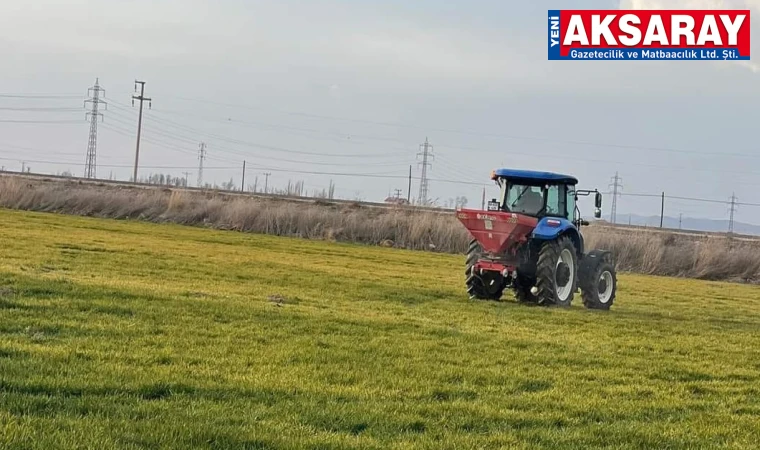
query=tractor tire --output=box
[535,236,577,307]
[465,239,505,301]
[513,274,538,304]
[579,251,617,310]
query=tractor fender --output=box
[583,249,612,259]
[531,218,584,255]
[578,249,616,280]
[580,249,615,267]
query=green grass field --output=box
[1,209,759,449]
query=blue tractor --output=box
[455,169,617,309]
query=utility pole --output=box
[608,172,623,224]
[407,165,412,203]
[482,187,486,210]
[393,188,403,200]
[263,172,271,194]
[416,137,434,206]
[679,213,683,230]
[21,161,25,173]
[182,171,191,187]
[84,78,107,179]
[729,193,738,233]
[241,161,246,192]
[131,80,151,182]
[197,142,207,188]
[253,176,258,193]
[660,192,665,228]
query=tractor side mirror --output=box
[595,192,603,208]
[594,208,602,219]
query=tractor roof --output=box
[491,168,578,185]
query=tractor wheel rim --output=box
[484,274,502,294]
[555,248,574,301]
[598,271,613,303]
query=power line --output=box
[103,105,416,171]
[106,100,410,160]
[141,97,737,183]
[159,93,760,161]
[0,154,236,170]
[131,80,152,182]
[100,122,223,162]
[439,146,760,179]
[111,102,760,201]
[617,192,737,205]
[6,151,760,211]
[0,94,82,99]
[129,102,760,179]
[0,107,82,111]
[617,192,661,198]
[148,106,382,146]
[10,90,758,184]
[104,97,760,183]
[128,98,760,178]
[0,144,82,157]
[667,195,729,205]
[84,78,107,179]
[0,119,81,124]
[417,137,434,206]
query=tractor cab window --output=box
[498,181,508,210]
[545,185,562,217]
[506,184,544,216]
[567,187,577,221]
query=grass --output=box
[0,208,759,449]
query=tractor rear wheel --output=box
[579,251,617,310]
[535,236,577,307]
[465,239,505,301]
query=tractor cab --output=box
[487,169,603,226]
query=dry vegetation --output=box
[1,176,759,284]
[585,230,760,284]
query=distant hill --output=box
[613,213,760,236]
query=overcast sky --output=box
[1,0,759,225]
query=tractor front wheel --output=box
[579,251,617,310]
[465,239,505,301]
[535,236,577,307]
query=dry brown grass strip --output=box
[1,177,758,284]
